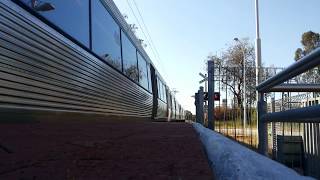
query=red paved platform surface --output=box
[0,119,213,179]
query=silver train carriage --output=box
[0,0,185,121]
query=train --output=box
[0,0,185,121]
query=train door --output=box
[166,88,172,121]
[174,99,177,120]
[150,65,158,120]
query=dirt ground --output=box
[0,119,213,179]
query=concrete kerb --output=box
[192,122,314,180]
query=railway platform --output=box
[0,119,213,179]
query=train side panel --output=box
[0,1,153,120]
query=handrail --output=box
[267,84,320,92]
[256,47,320,155]
[261,105,320,123]
[256,47,320,92]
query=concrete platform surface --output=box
[0,119,213,179]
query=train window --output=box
[162,85,167,102]
[157,78,162,100]
[165,87,167,102]
[137,52,149,90]
[162,83,166,101]
[19,0,90,47]
[172,96,175,109]
[147,64,152,92]
[156,79,159,98]
[91,0,122,71]
[165,88,168,102]
[121,31,139,82]
[161,83,165,101]
[159,79,164,100]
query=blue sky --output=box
[113,0,320,113]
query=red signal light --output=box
[214,92,220,101]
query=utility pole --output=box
[255,0,262,91]
[255,0,267,155]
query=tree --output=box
[294,31,320,61]
[124,65,140,82]
[294,31,320,83]
[207,38,256,108]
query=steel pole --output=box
[255,0,262,150]
[258,92,268,155]
[208,61,214,130]
[255,0,262,87]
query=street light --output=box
[255,0,262,88]
[234,38,247,129]
[255,0,265,154]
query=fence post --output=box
[258,92,268,155]
[208,60,215,130]
[271,97,276,158]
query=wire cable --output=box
[125,0,170,84]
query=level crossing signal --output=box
[203,92,220,101]
[214,92,220,101]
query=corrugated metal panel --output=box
[156,99,167,120]
[0,1,153,119]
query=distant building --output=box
[267,92,320,113]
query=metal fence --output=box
[195,48,320,178]
[256,48,320,178]
[210,65,284,149]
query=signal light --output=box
[203,92,220,101]
[204,92,208,101]
[214,92,220,101]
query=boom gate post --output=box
[195,92,199,123]
[196,86,204,124]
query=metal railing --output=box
[194,48,320,177]
[197,64,284,149]
[256,47,320,155]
